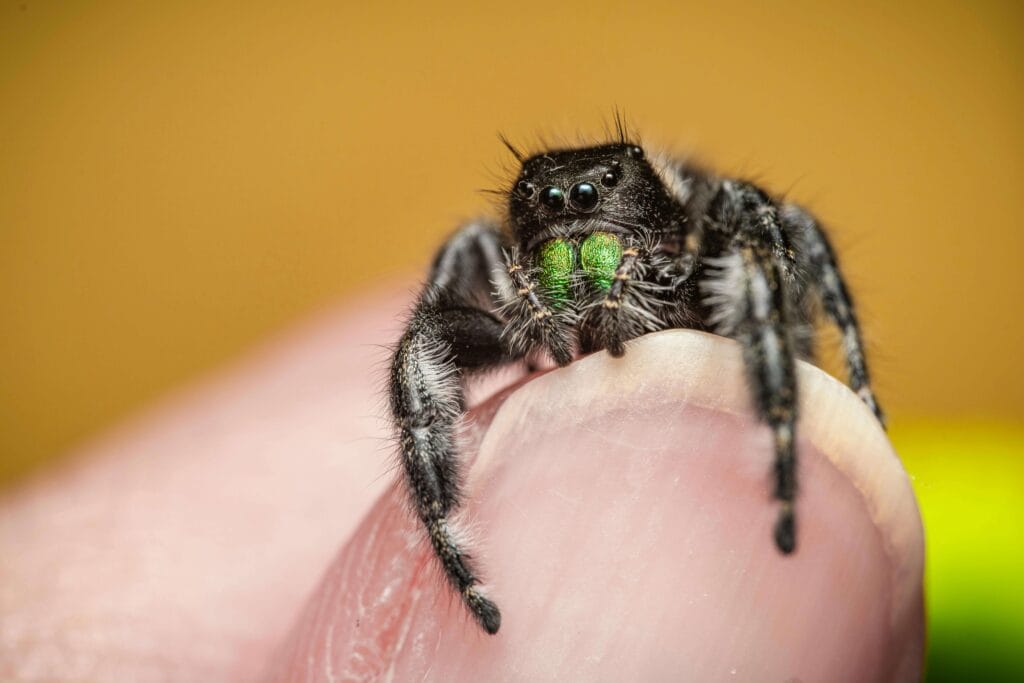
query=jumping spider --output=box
[389,133,883,635]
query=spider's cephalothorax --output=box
[388,138,883,635]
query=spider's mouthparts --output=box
[538,232,624,297]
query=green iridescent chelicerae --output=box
[580,231,623,291]
[538,232,624,301]
[537,237,575,303]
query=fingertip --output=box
[268,331,924,681]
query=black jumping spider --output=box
[389,130,883,635]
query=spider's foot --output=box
[774,504,797,554]
[464,587,502,635]
[549,343,573,367]
[607,339,626,357]
[857,386,887,429]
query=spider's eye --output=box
[625,145,644,159]
[601,163,621,188]
[539,186,565,211]
[569,182,599,212]
[516,180,535,198]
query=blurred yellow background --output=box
[2,1,1022,678]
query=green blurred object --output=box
[894,423,1024,682]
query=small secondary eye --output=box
[601,164,620,188]
[517,180,535,198]
[626,145,644,159]
[569,182,600,212]
[539,186,565,211]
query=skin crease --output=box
[0,288,924,682]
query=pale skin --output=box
[0,288,924,681]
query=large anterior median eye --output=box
[579,232,623,291]
[539,186,566,211]
[538,238,575,303]
[569,182,599,212]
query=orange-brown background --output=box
[2,0,1022,482]
[4,3,1024,679]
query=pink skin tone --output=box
[0,289,924,682]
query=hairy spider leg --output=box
[389,221,520,634]
[654,157,716,282]
[782,205,886,426]
[701,181,801,554]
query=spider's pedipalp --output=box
[578,237,672,356]
[499,248,575,366]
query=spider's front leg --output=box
[389,221,521,635]
[701,181,801,553]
